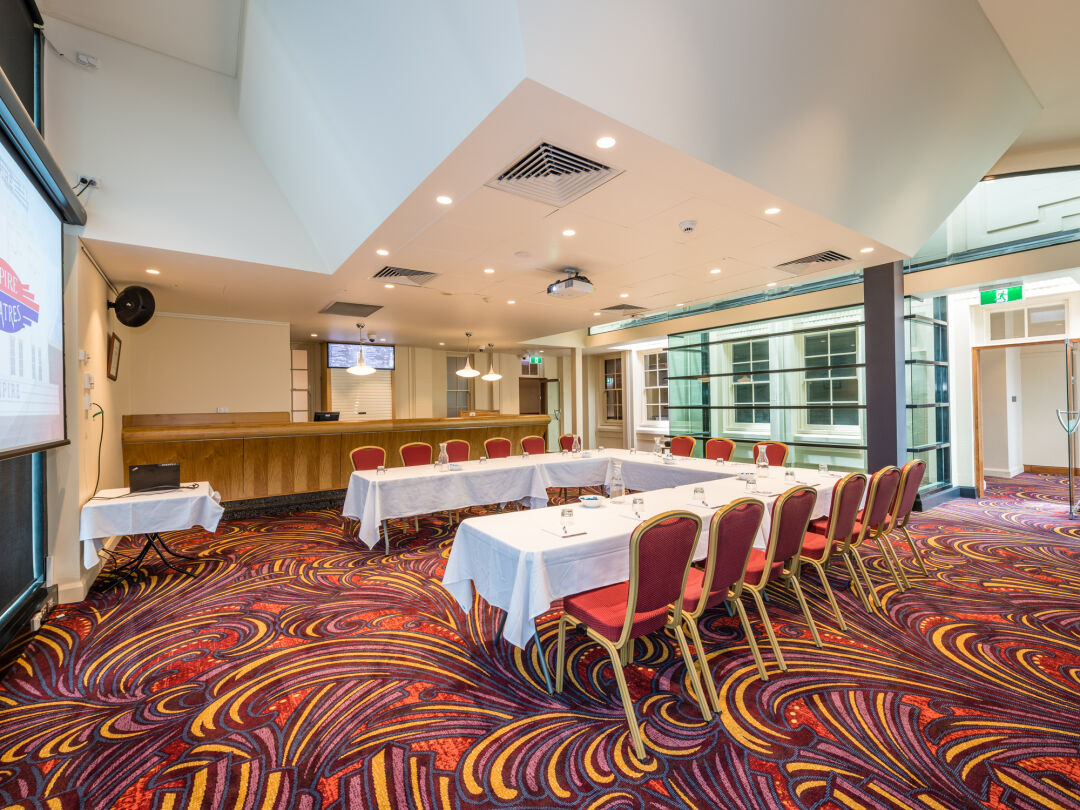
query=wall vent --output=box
[486,142,622,207]
[372,266,439,286]
[319,301,383,317]
[601,303,646,312]
[774,250,853,276]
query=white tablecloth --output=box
[601,449,747,491]
[442,471,835,648]
[342,459,553,548]
[79,482,223,568]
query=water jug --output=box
[437,442,450,472]
[756,444,770,478]
[571,435,582,456]
[609,460,626,503]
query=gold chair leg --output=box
[806,560,847,632]
[886,536,911,589]
[747,588,787,671]
[673,624,712,721]
[732,598,769,682]
[840,552,872,613]
[683,617,721,713]
[599,638,646,760]
[851,549,883,611]
[874,535,908,591]
[901,525,930,577]
[788,574,822,648]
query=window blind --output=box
[328,368,392,420]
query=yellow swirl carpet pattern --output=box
[0,476,1078,809]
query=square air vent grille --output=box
[372,266,439,286]
[774,250,853,276]
[486,142,622,207]
[601,303,646,312]
[320,301,383,317]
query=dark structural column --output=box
[864,261,907,470]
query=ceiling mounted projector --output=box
[547,269,594,299]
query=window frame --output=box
[728,338,771,430]
[445,355,473,416]
[799,327,862,434]
[637,349,669,429]
[600,355,624,426]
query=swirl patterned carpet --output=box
[1,474,1079,809]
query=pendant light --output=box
[456,332,480,378]
[481,343,502,381]
[347,324,376,375]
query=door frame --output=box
[971,338,1070,496]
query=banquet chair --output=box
[399,442,433,531]
[797,473,868,629]
[752,441,789,466]
[558,433,578,452]
[445,439,470,462]
[732,485,820,671]
[669,435,696,457]
[555,511,710,758]
[484,437,512,458]
[890,459,929,577]
[680,498,767,709]
[521,435,546,455]
[345,446,386,539]
[704,438,736,461]
[810,466,902,612]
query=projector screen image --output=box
[326,343,395,370]
[0,136,64,458]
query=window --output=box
[603,357,623,422]
[642,350,668,422]
[731,339,769,424]
[804,329,859,427]
[446,356,471,415]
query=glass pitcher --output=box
[654,436,663,457]
[437,442,450,472]
[609,460,626,503]
[571,435,582,456]
[756,444,770,478]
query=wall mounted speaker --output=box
[108,285,156,327]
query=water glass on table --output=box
[785,467,796,484]
[632,496,645,519]
[376,466,386,477]
[560,507,575,536]
[693,486,707,507]
[818,463,828,475]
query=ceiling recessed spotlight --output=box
[436,195,453,205]
[384,283,395,289]
[593,311,601,316]
[766,282,777,287]
[379,338,386,342]
[507,299,516,305]
[764,207,781,215]
[438,341,445,346]
[860,247,874,254]
[376,248,389,256]
[145,268,160,275]
[562,229,576,237]
[676,303,685,307]
[539,350,544,353]
[483,267,495,274]
[619,293,629,298]
[709,267,722,275]
[310,333,318,337]
[596,136,616,149]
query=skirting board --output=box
[1023,464,1080,475]
[984,466,1025,479]
[917,485,976,511]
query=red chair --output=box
[484,437,512,458]
[399,442,433,466]
[350,445,385,471]
[444,439,470,462]
[890,459,929,578]
[681,498,767,707]
[558,433,578,452]
[704,438,736,461]
[732,486,820,671]
[752,441,788,466]
[521,435,546,455]
[798,473,867,630]
[669,435,696,457]
[555,511,709,758]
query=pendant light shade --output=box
[456,332,481,378]
[481,343,502,381]
[347,346,376,376]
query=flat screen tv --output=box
[0,131,65,459]
[326,343,395,370]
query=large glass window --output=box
[905,296,950,491]
[641,350,668,422]
[804,329,859,427]
[446,356,471,415]
[731,340,770,425]
[603,357,623,422]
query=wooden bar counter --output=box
[121,413,551,502]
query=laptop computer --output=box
[129,463,181,493]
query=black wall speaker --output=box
[108,285,156,327]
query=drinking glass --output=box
[818,463,828,474]
[376,465,386,477]
[745,474,757,492]
[522,450,529,461]
[632,496,644,519]
[598,446,605,454]
[629,446,637,455]
[785,467,796,482]
[561,448,569,456]
[560,507,575,535]
[479,456,488,464]
[693,486,706,506]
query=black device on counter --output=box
[128,462,181,493]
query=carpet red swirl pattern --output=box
[1,475,1078,809]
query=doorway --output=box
[544,379,561,449]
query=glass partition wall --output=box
[905,296,951,490]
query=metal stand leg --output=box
[381,520,389,554]
[533,622,553,693]
[146,533,196,578]
[151,532,197,561]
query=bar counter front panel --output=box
[121,414,552,501]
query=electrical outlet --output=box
[217,407,228,413]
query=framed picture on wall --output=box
[107,332,122,381]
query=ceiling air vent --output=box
[372,266,439,287]
[601,303,646,312]
[774,250,853,276]
[486,142,622,207]
[319,301,383,317]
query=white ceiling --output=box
[38,0,244,76]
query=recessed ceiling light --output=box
[310,333,318,337]
[596,136,616,149]
[709,267,722,275]
[539,350,544,353]
[145,268,160,275]
[860,247,874,253]
[562,229,576,237]
[619,293,629,298]
[593,311,601,316]
[676,303,685,307]
[436,195,453,205]
[376,249,389,256]
[384,283,395,289]
[507,300,516,305]
[766,282,777,287]
[764,207,781,215]
[438,342,445,346]
[379,338,386,342]
[483,267,495,274]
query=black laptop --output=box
[129,463,181,493]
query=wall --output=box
[1020,344,1069,469]
[124,314,291,415]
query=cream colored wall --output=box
[126,314,291,415]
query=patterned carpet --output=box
[1,475,1078,809]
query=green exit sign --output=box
[530,356,542,364]
[980,285,1022,305]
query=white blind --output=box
[329,368,393,420]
